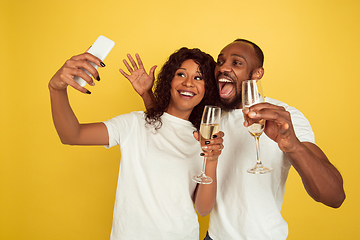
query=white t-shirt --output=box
[103,112,203,240]
[208,98,315,240]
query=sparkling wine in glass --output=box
[192,105,221,184]
[242,79,273,174]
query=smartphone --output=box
[74,35,115,87]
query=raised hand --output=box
[119,53,157,97]
[49,53,104,94]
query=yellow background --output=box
[1,0,359,239]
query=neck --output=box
[165,106,192,121]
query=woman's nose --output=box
[183,77,195,87]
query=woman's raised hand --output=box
[119,53,157,97]
[49,53,104,94]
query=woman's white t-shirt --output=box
[103,112,202,240]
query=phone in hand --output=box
[74,35,115,87]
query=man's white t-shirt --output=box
[103,112,202,240]
[208,98,315,240]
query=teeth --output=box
[218,78,232,83]
[179,91,195,97]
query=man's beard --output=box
[217,70,253,111]
[219,91,242,112]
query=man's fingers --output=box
[280,122,289,135]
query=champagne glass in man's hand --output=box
[242,79,273,174]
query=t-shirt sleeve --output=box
[286,106,315,144]
[267,98,315,144]
[102,112,138,149]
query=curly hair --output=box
[145,47,219,131]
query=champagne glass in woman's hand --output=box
[242,80,273,174]
[192,105,221,184]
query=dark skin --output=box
[244,103,344,207]
[132,42,345,214]
[217,41,344,208]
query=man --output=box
[121,39,345,240]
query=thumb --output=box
[280,123,289,135]
[149,65,157,79]
[193,131,200,141]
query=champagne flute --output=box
[192,105,221,184]
[242,79,273,174]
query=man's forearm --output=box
[286,142,345,208]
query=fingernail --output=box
[212,134,217,138]
[86,90,91,94]
[100,62,106,67]
[200,153,205,156]
[205,141,210,145]
[96,76,100,81]
[90,81,95,86]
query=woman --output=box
[48,47,224,239]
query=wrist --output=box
[48,82,67,93]
[284,140,306,156]
[140,89,151,97]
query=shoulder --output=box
[266,97,314,142]
[266,97,304,116]
[109,111,144,121]
[103,111,145,129]
[265,97,290,108]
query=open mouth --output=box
[218,78,235,99]
[178,90,195,98]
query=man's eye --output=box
[216,60,223,65]
[233,61,242,66]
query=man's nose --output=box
[218,61,232,73]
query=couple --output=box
[48,39,345,240]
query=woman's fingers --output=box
[71,52,104,69]
[123,58,133,73]
[135,53,145,69]
[59,67,92,94]
[62,59,99,87]
[49,52,105,95]
[119,68,130,79]
[200,131,224,158]
[127,54,139,70]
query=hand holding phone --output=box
[74,35,115,87]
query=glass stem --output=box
[254,136,262,165]
[201,157,207,175]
